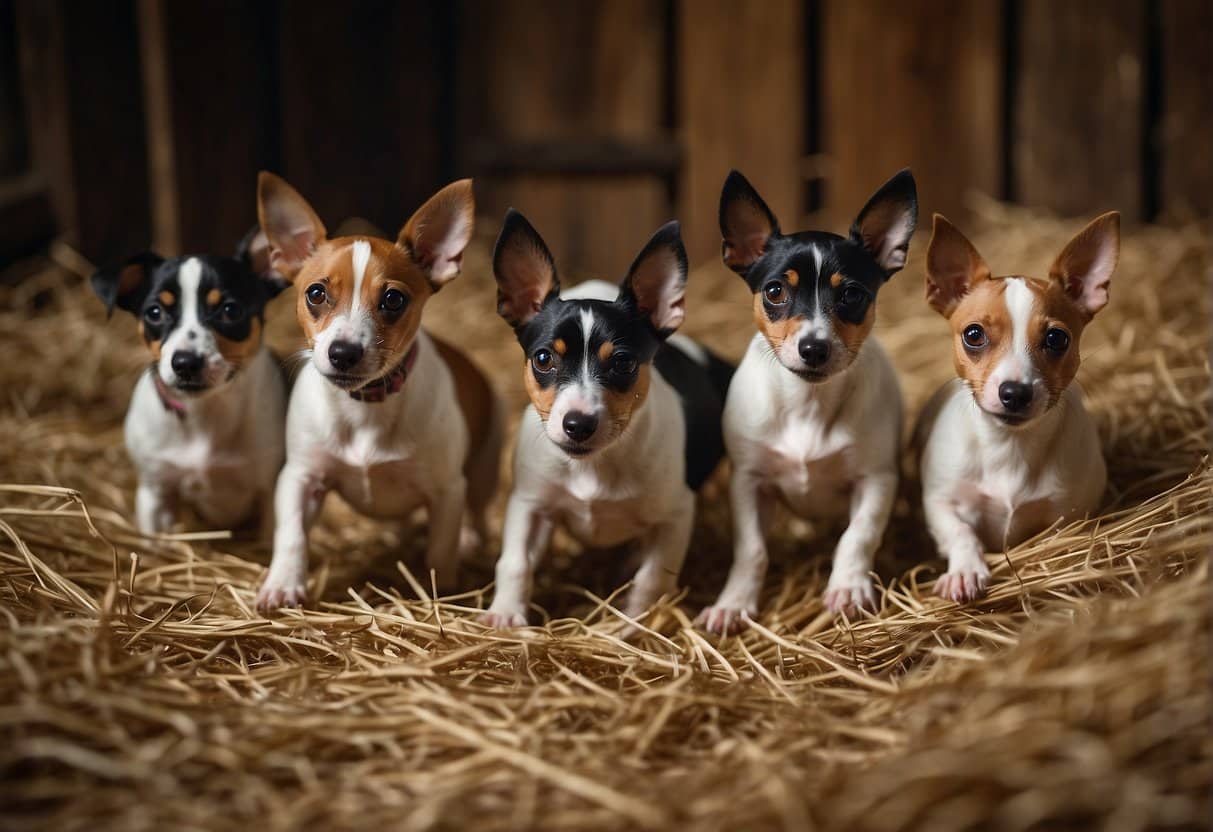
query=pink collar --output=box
[152,369,188,420]
[348,342,420,403]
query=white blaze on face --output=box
[311,239,378,376]
[159,257,225,388]
[546,307,608,450]
[982,277,1046,417]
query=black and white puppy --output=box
[697,169,917,634]
[483,211,733,628]
[91,231,288,537]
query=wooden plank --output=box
[1015,0,1145,220]
[15,0,150,263]
[278,0,445,236]
[1159,0,1212,221]
[0,0,29,180]
[821,0,1002,231]
[459,0,668,280]
[678,0,803,266]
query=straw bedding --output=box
[0,201,1209,830]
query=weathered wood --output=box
[278,0,445,236]
[821,0,1002,231]
[1159,0,1212,221]
[459,0,668,279]
[15,0,150,264]
[0,0,29,181]
[1015,0,1145,220]
[468,138,680,178]
[678,0,803,266]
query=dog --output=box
[90,229,289,538]
[915,212,1119,602]
[254,172,504,611]
[696,169,918,634]
[483,210,732,628]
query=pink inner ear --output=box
[629,250,686,332]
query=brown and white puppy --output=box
[916,212,1118,602]
[254,172,504,611]
[90,233,288,537]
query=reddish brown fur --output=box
[215,317,263,370]
[785,269,799,287]
[602,364,651,437]
[597,341,615,361]
[158,290,176,306]
[752,294,803,355]
[433,336,497,477]
[206,288,222,307]
[523,363,555,420]
[835,302,875,357]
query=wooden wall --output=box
[2,0,1208,271]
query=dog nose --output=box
[170,350,204,379]
[328,340,364,372]
[562,411,599,443]
[998,381,1033,413]
[798,338,831,368]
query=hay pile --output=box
[1,203,1209,830]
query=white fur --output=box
[258,331,501,609]
[980,278,1047,418]
[127,346,285,538]
[158,258,227,390]
[484,279,696,628]
[697,333,902,632]
[350,239,371,311]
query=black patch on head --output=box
[90,252,164,317]
[746,231,883,327]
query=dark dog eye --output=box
[763,282,787,304]
[840,285,865,306]
[380,288,407,313]
[144,305,163,324]
[219,301,244,323]
[532,348,556,373]
[610,353,638,376]
[962,324,987,348]
[305,283,327,305]
[1043,327,1070,354]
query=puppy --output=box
[483,211,732,628]
[916,212,1119,602]
[697,169,918,634]
[254,173,503,611]
[90,230,289,537]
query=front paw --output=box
[255,579,307,613]
[823,574,878,615]
[480,605,528,629]
[695,604,755,635]
[935,560,990,603]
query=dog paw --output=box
[255,581,307,613]
[457,525,483,559]
[823,576,878,615]
[480,608,528,629]
[695,605,754,635]
[935,563,990,603]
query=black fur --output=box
[654,342,732,489]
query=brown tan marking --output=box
[158,290,176,306]
[523,362,556,420]
[597,341,615,361]
[214,317,263,369]
[432,336,496,476]
[553,338,567,356]
[752,294,805,355]
[602,364,651,438]
[139,322,162,360]
[834,302,875,357]
[948,277,1012,398]
[829,272,843,288]
[785,269,799,287]
[206,288,222,307]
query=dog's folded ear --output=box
[719,170,780,275]
[620,220,688,338]
[492,209,560,329]
[90,252,164,318]
[235,225,291,299]
[850,169,918,278]
[925,214,990,318]
[1049,211,1120,319]
[398,179,475,291]
[256,172,328,281]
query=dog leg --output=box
[425,477,467,594]
[482,493,552,628]
[623,490,695,622]
[696,471,770,635]
[257,464,324,611]
[135,479,176,534]
[824,470,897,615]
[924,496,990,603]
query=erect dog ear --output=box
[924,214,990,318]
[619,220,688,338]
[256,171,328,281]
[719,170,780,275]
[492,209,560,329]
[235,225,290,298]
[1049,211,1120,319]
[850,168,918,278]
[397,179,475,291]
[90,252,164,318]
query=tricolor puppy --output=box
[483,211,732,628]
[916,212,1119,602]
[90,230,289,537]
[697,169,917,634]
[254,173,503,611]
